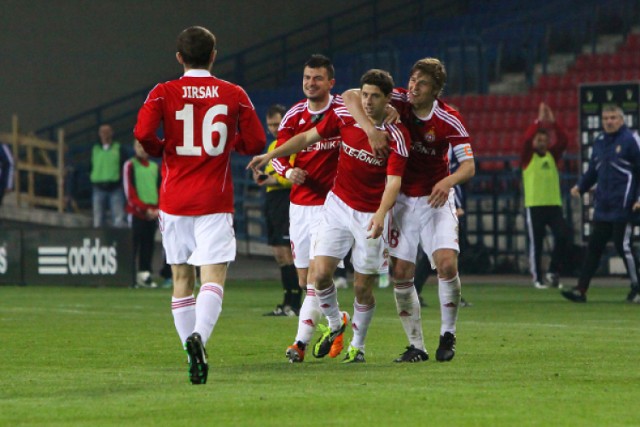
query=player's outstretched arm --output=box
[342,89,390,158]
[247,128,321,172]
[368,175,402,239]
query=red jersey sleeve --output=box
[233,88,267,155]
[386,123,411,176]
[315,109,344,139]
[443,108,471,146]
[272,124,295,177]
[520,121,539,168]
[134,84,165,158]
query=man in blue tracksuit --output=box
[562,105,640,303]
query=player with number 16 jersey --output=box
[133,26,266,385]
[134,67,265,216]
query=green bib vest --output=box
[523,152,562,207]
[91,142,121,183]
[132,158,159,205]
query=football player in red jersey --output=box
[343,58,475,363]
[249,69,411,363]
[268,55,345,362]
[134,26,266,384]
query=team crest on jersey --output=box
[424,129,436,143]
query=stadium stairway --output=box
[445,29,640,171]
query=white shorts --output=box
[388,190,459,268]
[159,211,236,265]
[314,192,387,275]
[289,203,324,269]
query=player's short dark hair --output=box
[266,104,287,118]
[410,58,447,97]
[177,26,216,68]
[360,69,394,96]
[304,54,335,80]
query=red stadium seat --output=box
[483,94,499,111]
[609,53,623,69]
[495,95,511,111]
[559,74,578,90]
[514,112,529,130]
[536,74,561,91]
[572,54,591,72]
[623,68,640,80]
[499,112,516,131]
[464,94,482,112]
[564,113,578,130]
[578,69,603,84]
[626,33,640,49]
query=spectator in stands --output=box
[254,104,300,316]
[123,140,160,288]
[562,104,640,304]
[521,102,571,289]
[90,124,127,228]
[0,143,14,206]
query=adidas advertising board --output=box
[0,229,22,284]
[22,229,133,286]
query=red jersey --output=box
[391,88,472,197]
[316,107,410,212]
[134,70,266,215]
[271,95,343,206]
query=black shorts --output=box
[265,189,291,246]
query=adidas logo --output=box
[399,310,411,317]
[299,118,306,125]
[443,302,457,308]
[352,322,359,331]
[302,319,315,327]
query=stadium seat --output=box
[564,113,578,131]
[626,33,640,49]
[483,94,500,111]
[536,74,560,91]
[464,94,483,112]
[572,54,591,72]
[559,74,578,90]
[494,95,510,111]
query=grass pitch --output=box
[1,280,639,426]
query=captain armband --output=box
[453,143,474,162]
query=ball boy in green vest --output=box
[124,140,160,288]
[520,102,571,289]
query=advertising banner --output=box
[0,229,23,284]
[22,228,134,286]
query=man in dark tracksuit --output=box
[562,105,640,303]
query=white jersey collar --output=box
[306,95,334,115]
[183,69,212,78]
[414,99,438,121]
